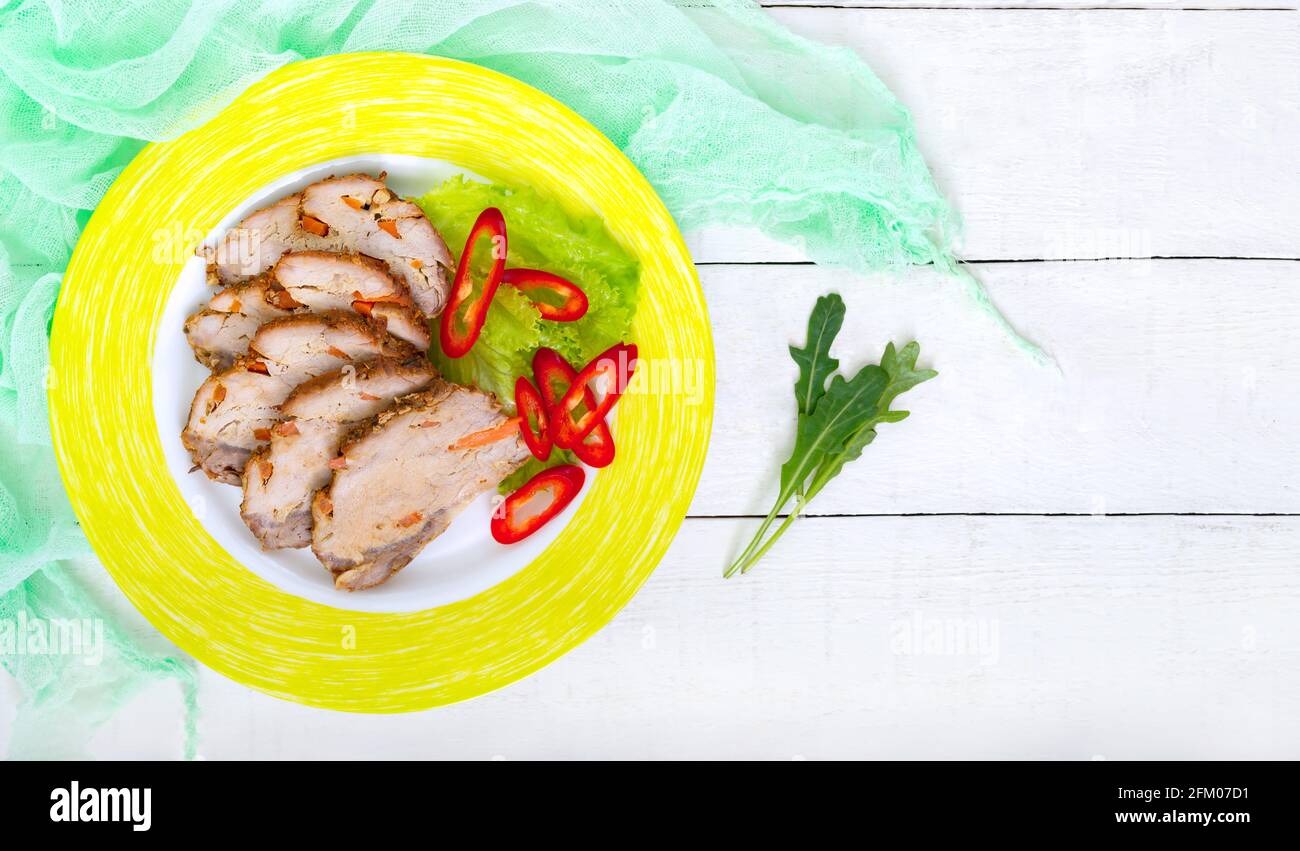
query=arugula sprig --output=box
[725,294,936,577]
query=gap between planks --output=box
[687,511,1300,518]
[694,256,1300,266]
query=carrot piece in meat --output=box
[206,382,228,416]
[449,417,522,451]
[351,290,410,305]
[273,289,303,310]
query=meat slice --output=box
[186,254,430,368]
[301,174,454,317]
[209,194,343,285]
[272,251,409,309]
[363,302,432,352]
[183,275,287,370]
[206,174,454,319]
[272,251,431,351]
[182,313,415,484]
[240,357,438,549]
[311,385,529,590]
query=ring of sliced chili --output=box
[440,207,507,358]
[501,268,589,321]
[514,376,552,461]
[571,416,615,468]
[530,347,617,465]
[551,342,637,448]
[532,347,577,412]
[491,464,586,545]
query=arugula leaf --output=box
[779,362,885,494]
[803,342,936,500]
[726,296,936,578]
[791,292,845,418]
[786,292,846,497]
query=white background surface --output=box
[4,2,1300,759]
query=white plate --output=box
[153,154,593,614]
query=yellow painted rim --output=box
[49,54,713,712]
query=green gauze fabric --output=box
[0,0,1028,758]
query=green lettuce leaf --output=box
[415,176,640,407]
[498,449,580,495]
[413,177,640,491]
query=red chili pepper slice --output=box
[440,207,507,358]
[514,376,552,461]
[532,347,577,409]
[532,348,589,449]
[571,415,615,468]
[551,343,637,448]
[491,464,586,545]
[501,268,589,321]
[531,348,618,465]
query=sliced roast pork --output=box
[240,357,438,550]
[271,250,431,350]
[184,275,287,370]
[311,385,529,590]
[300,174,454,317]
[359,302,431,353]
[207,173,454,318]
[272,250,408,309]
[186,253,430,368]
[182,313,415,484]
[209,194,342,285]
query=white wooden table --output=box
[5,1,1299,759]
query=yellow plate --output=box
[49,53,713,711]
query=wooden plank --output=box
[684,9,1300,262]
[689,258,1300,514]
[74,516,1300,759]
